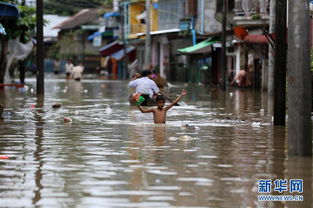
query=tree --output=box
[44,0,113,16]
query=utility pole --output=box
[36,0,44,95]
[144,0,151,68]
[273,0,286,125]
[287,0,312,156]
[121,2,128,79]
[267,0,276,115]
[19,0,26,84]
[221,0,227,90]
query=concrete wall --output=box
[195,0,221,34]
[158,0,186,30]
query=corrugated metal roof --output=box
[53,8,101,30]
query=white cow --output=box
[4,36,35,83]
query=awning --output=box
[244,33,276,44]
[111,46,135,60]
[99,40,124,56]
[132,29,180,39]
[244,34,268,44]
[104,11,120,18]
[88,31,113,40]
[81,25,102,30]
[178,38,217,54]
[0,2,19,19]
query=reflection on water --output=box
[0,75,312,208]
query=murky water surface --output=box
[0,75,312,208]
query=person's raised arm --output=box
[137,105,155,113]
[131,73,140,81]
[164,89,187,111]
[129,73,141,88]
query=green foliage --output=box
[0,4,36,40]
[47,31,77,59]
[47,43,60,59]
[251,13,261,20]
[44,0,113,16]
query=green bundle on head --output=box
[136,96,145,106]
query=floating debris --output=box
[52,103,61,108]
[251,122,261,127]
[105,105,112,114]
[168,135,198,142]
[0,155,9,160]
[64,117,72,123]
[181,122,199,131]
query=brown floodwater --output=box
[0,75,312,208]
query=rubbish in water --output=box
[0,155,9,159]
[105,105,112,114]
[64,117,72,123]
[181,122,199,131]
[52,103,61,108]
[251,122,261,127]
[168,135,198,142]
[30,104,35,109]
[181,121,188,129]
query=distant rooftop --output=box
[53,8,101,30]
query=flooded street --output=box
[0,75,312,208]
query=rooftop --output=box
[53,8,102,30]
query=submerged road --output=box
[0,75,312,207]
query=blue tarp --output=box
[103,11,120,18]
[88,31,114,40]
[88,31,102,40]
[0,2,19,18]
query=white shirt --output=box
[65,63,74,73]
[128,77,159,98]
[71,65,84,79]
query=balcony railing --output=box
[234,0,269,18]
[233,0,270,26]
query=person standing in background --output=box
[71,62,84,81]
[65,59,74,80]
[53,59,60,74]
